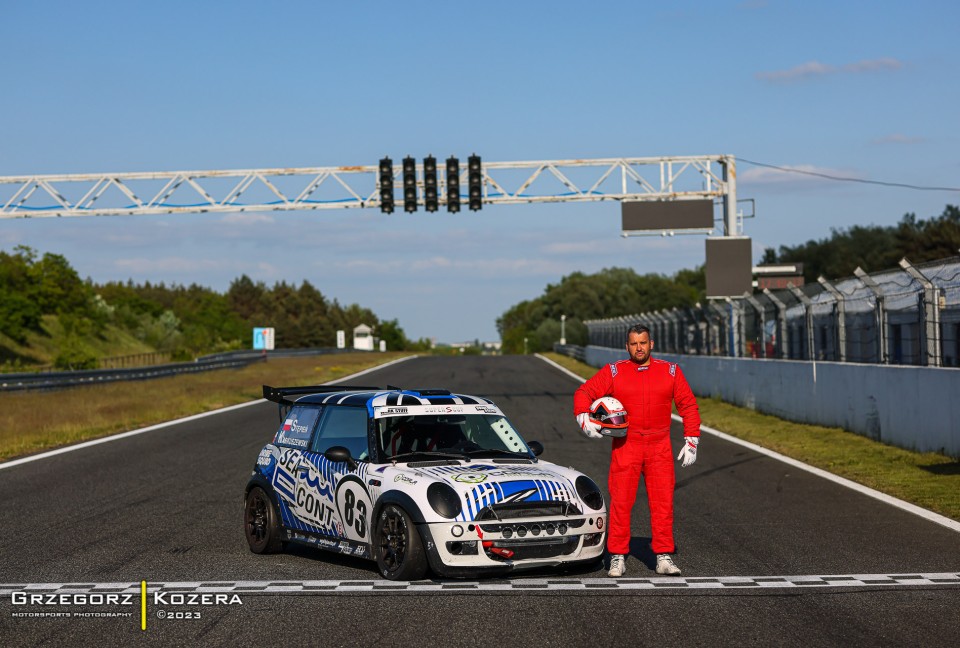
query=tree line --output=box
[0,246,422,369]
[762,204,960,282]
[496,266,705,354]
[499,204,959,354]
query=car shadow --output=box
[283,540,607,581]
[283,542,376,574]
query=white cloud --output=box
[756,57,902,83]
[756,60,835,83]
[542,240,608,255]
[0,230,24,246]
[843,58,902,74]
[871,133,924,145]
[740,164,862,188]
[113,256,229,274]
[219,212,275,225]
[314,255,572,279]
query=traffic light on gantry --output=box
[379,157,394,214]
[402,156,417,213]
[468,154,482,211]
[446,157,460,213]
[423,156,438,213]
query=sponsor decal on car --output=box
[282,418,310,435]
[374,404,502,418]
[277,431,308,448]
[381,407,409,415]
[295,485,337,528]
[454,473,488,484]
[394,474,418,485]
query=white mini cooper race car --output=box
[244,385,607,580]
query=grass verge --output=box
[543,352,960,522]
[0,352,411,462]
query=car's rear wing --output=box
[262,384,382,406]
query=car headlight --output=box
[427,483,462,519]
[575,476,604,511]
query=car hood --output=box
[376,460,590,522]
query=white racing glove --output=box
[677,436,699,467]
[576,413,603,439]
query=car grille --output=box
[475,501,581,520]
[485,536,580,561]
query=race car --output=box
[244,384,607,580]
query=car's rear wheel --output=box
[244,487,284,554]
[375,504,427,581]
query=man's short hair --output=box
[627,324,651,340]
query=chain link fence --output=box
[585,256,960,368]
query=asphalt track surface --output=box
[1,355,958,647]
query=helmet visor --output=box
[601,412,628,427]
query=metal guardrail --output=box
[553,344,586,362]
[0,356,262,392]
[0,347,368,393]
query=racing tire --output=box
[244,487,284,554]
[375,504,428,581]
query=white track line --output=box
[0,355,417,471]
[535,353,960,534]
[2,573,958,596]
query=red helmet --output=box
[589,397,628,437]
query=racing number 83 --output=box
[342,489,366,538]
[335,477,373,542]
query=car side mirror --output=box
[527,441,544,457]
[324,446,357,471]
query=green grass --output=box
[0,315,157,370]
[0,352,411,461]
[543,352,960,522]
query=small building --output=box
[353,324,375,351]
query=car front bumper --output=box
[419,513,607,576]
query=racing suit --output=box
[574,357,700,555]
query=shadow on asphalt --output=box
[675,454,763,490]
[283,542,378,576]
[628,536,657,570]
[280,535,606,581]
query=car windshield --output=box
[377,414,530,459]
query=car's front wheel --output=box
[244,487,284,554]
[375,504,427,580]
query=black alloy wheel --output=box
[376,504,427,581]
[244,487,284,554]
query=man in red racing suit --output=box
[574,324,701,577]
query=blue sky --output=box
[2,1,958,343]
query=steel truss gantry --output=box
[0,155,740,235]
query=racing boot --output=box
[608,554,626,578]
[656,553,681,575]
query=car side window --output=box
[275,406,321,449]
[312,406,370,460]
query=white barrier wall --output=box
[583,346,960,458]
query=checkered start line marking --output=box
[2,573,958,596]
